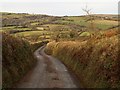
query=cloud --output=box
[0,1,118,16]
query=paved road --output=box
[15,45,80,88]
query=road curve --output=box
[14,45,80,88]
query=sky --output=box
[0,0,119,16]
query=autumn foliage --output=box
[45,33,120,88]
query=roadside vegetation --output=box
[2,33,36,88]
[2,12,119,88]
[45,30,120,88]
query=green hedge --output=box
[2,33,36,88]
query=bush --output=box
[31,40,49,51]
[79,32,91,37]
[45,34,120,88]
[2,33,36,88]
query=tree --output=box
[69,30,76,38]
[51,26,62,42]
[31,34,40,42]
[82,5,96,31]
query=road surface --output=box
[15,45,80,88]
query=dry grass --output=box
[45,33,120,88]
[94,20,118,26]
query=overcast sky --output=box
[0,0,119,16]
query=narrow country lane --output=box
[14,45,80,88]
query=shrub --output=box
[45,34,120,88]
[2,33,36,88]
[31,40,49,51]
[79,32,91,37]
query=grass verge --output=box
[45,34,120,88]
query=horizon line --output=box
[1,11,118,17]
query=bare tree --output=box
[82,5,95,31]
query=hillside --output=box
[1,12,119,43]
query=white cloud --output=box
[0,1,118,16]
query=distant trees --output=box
[54,33,60,42]
[52,31,60,42]
[51,26,63,42]
[32,34,40,42]
[69,30,78,38]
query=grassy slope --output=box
[2,13,118,44]
[2,33,36,88]
[61,16,118,30]
[45,34,120,88]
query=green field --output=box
[2,12,118,43]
